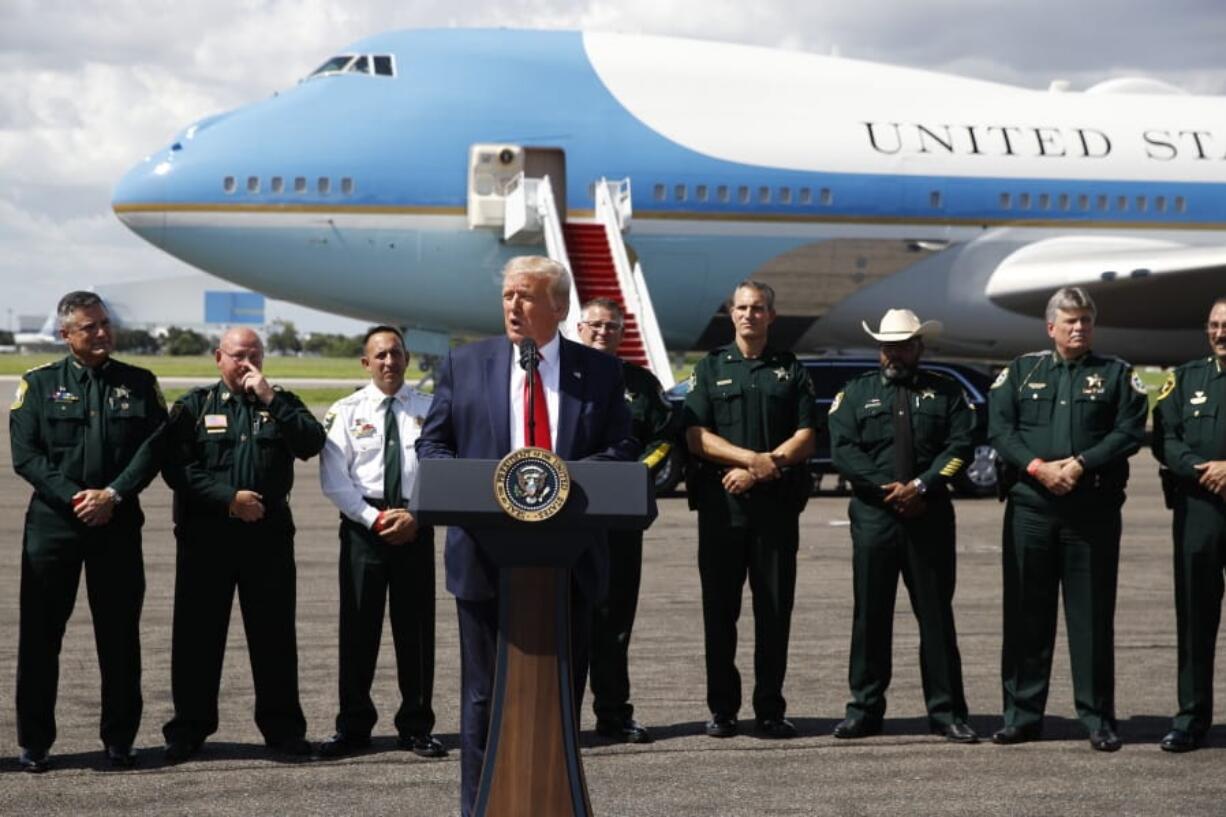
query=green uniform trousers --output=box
[589,529,643,723]
[336,516,436,737]
[1171,491,1226,736]
[846,496,968,726]
[698,513,798,721]
[17,501,145,753]
[1001,499,1120,732]
[163,516,306,745]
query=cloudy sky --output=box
[2,0,1224,332]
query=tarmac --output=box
[0,404,1224,816]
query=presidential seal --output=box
[493,447,571,522]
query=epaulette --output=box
[23,360,57,374]
[1021,350,1051,358]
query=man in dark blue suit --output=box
[416,255,635,817]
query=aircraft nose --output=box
[112,148,175,246]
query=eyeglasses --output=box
[218,348,260,364]
[581,320,624,332]
[1207,322,1226,332]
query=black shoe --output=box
[1160,729,1201,753]
[18,748,49,774]
[755,718,798,739]
[833,717,882,739]
[398,733,447,758]
[317,733,371,758]
[105,744,138,768]
[595,718,653,744]
[991,724,1042,745]
[163,739,202,765]
[1089,727,1122,752]
[266,736,313,757]
[705,714,738,738]
[931,721,979,744]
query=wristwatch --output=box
[910,477,927,495]
[104,486,123,505]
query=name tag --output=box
[204,414,228,433]
[716,379,733,386]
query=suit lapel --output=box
[556,338,584,458]
[484,340,512,455]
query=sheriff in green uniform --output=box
[161,327,326,763]
[10,291,166,773]
[988,286,1147,752]
[683,281,817,740]
[577,298,676,744]
[1152,297,1226,753]
[828,309,977,743]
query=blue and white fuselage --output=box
[113,29,1226,363]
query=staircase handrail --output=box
[534,175,582,341]
[594,178,673,387]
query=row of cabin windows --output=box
[650,183,835,206]
[997,191,1187,214]
[647,182,1189,216]
[222,176,355,196]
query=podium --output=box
[412,458,656,817]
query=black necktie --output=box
[383,396,403,508]
[84,367,106,486]
[893,383,915,482]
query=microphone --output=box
[519,338,539,447]
[518,338,538,371]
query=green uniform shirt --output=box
[1153,356,1226,484]
[988,349,1148,507]
[163,381,326,522]
[682,344,817,521]
[828,368,974,503]
[10,355,167,516]
[623,361,676,479]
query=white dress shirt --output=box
[509,333,561,451]
[320,381,432,528]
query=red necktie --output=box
[523,363,552,451]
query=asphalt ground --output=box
[0,406,1224,816]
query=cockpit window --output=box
[308,54,395,79]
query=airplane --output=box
[111,28,1226,374]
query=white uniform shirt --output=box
[320,382,432,528]
[509,333,561,451]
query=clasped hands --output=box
[1031,457,1085,496]
[372,509,420,545]
[72,489,116,526]
[880,481,926,519]
[722,451,784,495]
[1194,460,1226,497]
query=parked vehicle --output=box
[657,357,998,497]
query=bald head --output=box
[216,327,266,393]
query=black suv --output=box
[657,357,998,497]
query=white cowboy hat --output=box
[861,308,943,343]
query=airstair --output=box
[480,165,673,388]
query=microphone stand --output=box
[520,338,539,448]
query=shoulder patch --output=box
[323,410,337,432]
[990,368,1009,390]
[1129,370,1148,396]
[830,391,844,414]
[1156,372,1176,402]
[11,377,29,410]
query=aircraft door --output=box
[468,144,524,228]
[523,148,566,218]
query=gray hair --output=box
[1045,286,1097,324]
[503,256,571,313]
[728,280,776,312]
[581,297,624,320]
[57,291,106,329]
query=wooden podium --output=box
[412,459,656,817]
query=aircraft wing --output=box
[985,236,1226,329]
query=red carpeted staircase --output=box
[563,222,650,370]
